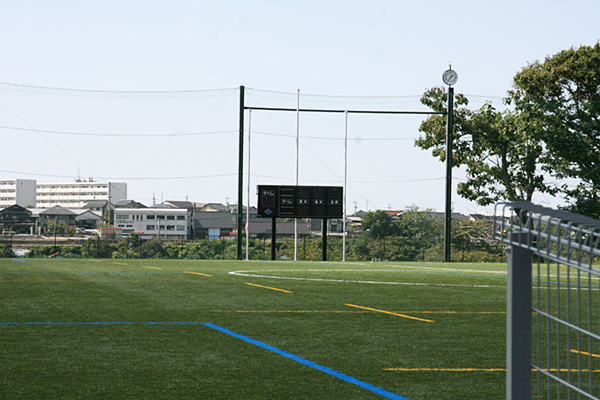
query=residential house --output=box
[0,204,37,234]
[194,212,234,240]
[39,206,79,231]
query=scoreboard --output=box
[258,185,343,219]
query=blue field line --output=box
[0,321,206,326]
[0,271,181,275]
[202,322,410,400]
[11,258,26,262]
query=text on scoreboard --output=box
[257,185,343,219]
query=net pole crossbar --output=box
[244,106,444,115]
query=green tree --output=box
[103,209,114,227]
[395,206,443,261]
[510,43,600,217]
[451,217,502,262]
[417,87,557,206]
[360,210,396,238]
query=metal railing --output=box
[494,202,600,399]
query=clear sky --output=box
[1,1,599,214]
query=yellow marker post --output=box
[344,303,434,323]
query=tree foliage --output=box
[418,44,600,217]
[417,87,557,206]
[510,43,600,217]
[360,210,395,238]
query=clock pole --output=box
[444,85,454,262]
[441,66,457,262]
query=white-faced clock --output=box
[442,69,458,86]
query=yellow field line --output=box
[184,271,213,277]
[245,282,292,293]
[385,368,600,372]
[143,266,163,270]
[113,262,127,265]
[402,311,504,314]
[208,310,500,314]
[345,304,434,323]
[89,260,102,263]
[211,310,370,313]
[570,349,600,358]
[385,368,505,372]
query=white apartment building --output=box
[0,179,37,208]
[114,208,190,240]
[36,179,127,208]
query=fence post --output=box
[506,231,532,400]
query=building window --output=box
[146,225,156,230]
[167,225,175,231]
[147,215,155,220]
[157,215,165,220]
[176,225,185,231]
[177,215,185,220]
[167,215,175,220]
[116,214,129,220]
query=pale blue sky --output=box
[1,1,599,213]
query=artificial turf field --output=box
[0,258,510,399]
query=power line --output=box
[0,81,237,98]
[0,125,235,137]
[0,100,101,178]
[0,124,419,141]
[0,169,237,180]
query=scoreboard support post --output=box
[271,218,276,261]
[322,218,327,261]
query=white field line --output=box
[276,263,600,282]
[229,270,504,288]
[230,268,600,290]
[339,262,600,281]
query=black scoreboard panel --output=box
[258,185,343,219]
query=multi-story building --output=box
[0,179,37,209]
[114,208,190,240]
[36,179,127,208]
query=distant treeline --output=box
[11,232,504,263]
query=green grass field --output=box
[0,258,510,399]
